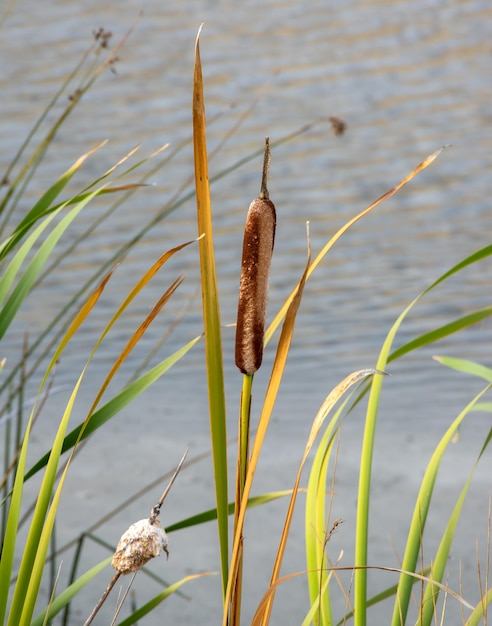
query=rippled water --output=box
[1,1,491,624]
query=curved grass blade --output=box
[0,143,106,260]
[418,425,492,626]
[390,384,492,626]
[265,147,447,347]
[353,242,492,626]
[465,587,492,626]
[0,183,110,343]
[388,306,492,363]
[305,396,353,625]
[433,356,492,383]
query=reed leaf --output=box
[23,333,202,483]
[354,241,492,626]
[417,423,492,626]
[192,26,229,596]
[390,384,491,626]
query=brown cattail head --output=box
[235,139,276,374]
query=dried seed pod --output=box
[235,138,276,374]
[111,518,169,575]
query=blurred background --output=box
[0,1,491,624]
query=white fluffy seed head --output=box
[111,518,169,575]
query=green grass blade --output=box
[388,306,492,363]
[0,407,32,624]
[8,371,87,626]
[306,426,338,625]
[165,491,291,533]
[23,334,201,482]
[391,384,492,626]
[30,558,112,626]
[0,143,105,260]
[418,425,492,626]
[465,587,492,626]
[115,572,214,626]
[353,242,492,626]
[193,28,229,597]
[434,356,492,382]
[0,185,107,342]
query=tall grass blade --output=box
[0,399,32,624]
[390,384,492,626]
[192,25,229,597]
[6,274,110,625]
[418,424,492,626]
[354,241,492,626]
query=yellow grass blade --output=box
[265,146,447,346]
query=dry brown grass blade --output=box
[50,267,114,366]
[86,275,184,416]
[265,146,448,346]
[250,565,473,626]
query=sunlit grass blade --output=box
[265,147,446,346]
[465,587,492,626]
[433,356,492,382]
[193,25,229,597]
[390,384,492,626]
[418,424,492,626]
[23,334,202,483]
[305,396,352,625]
[114,572,215,626]
[258,370,376,626]
[84,275,184,421]
[30,558,112,626]
[0,143,106,260]
[0,392,32,623]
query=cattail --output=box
[111,518,169,574]
[235,137,276,375]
